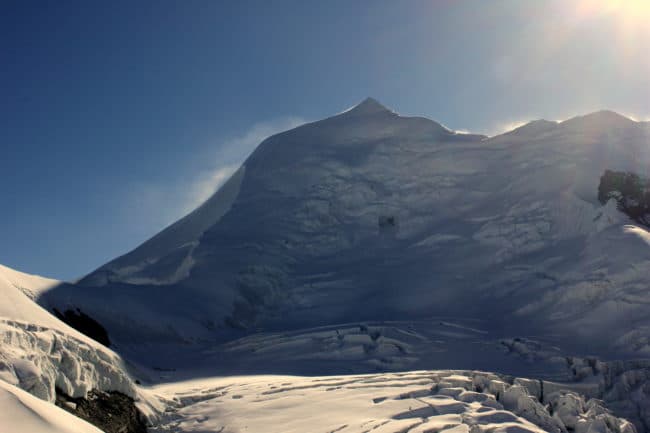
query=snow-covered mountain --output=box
[6,98,650,432]
[37,98,650,362]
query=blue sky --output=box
[1,1,649,280]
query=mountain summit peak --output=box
[344,97,393,116]
[561,109,636,130]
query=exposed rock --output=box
[53,308,111,347]
[56,389,147,433]
[598,170,650,227]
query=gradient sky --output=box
[2,0,650,280]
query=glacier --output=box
[3,98,650,432]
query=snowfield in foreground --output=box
[0,254,647,433]
[0,261,642,433]
[0,263,148,433]
[0,264,136,403]
[0,379,102,433]
[149,370,634,433]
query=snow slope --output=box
[135,319,650,432]
[0,264,136,403]
[0,379,102,433]
[2,262,648,432]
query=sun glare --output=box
[566,0,650,63]
[575,0,650,24]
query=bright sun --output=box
[576,0,650,21]
[571,0,650,47]
[609,0,650,20]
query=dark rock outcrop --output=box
[55,389,147,433]
[598,169,650,227]
[53,308,111,347]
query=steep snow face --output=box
[39,99,650,359]
[79,165,247,287]
[0,263,61,305]
[0,380,103,433]
[0,264,136,403]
